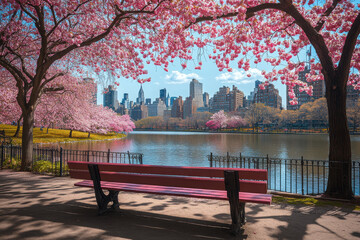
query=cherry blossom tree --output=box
[177,0,359,199]
[206,110,246,130]
[206,110,228,130]
[0,0,193,170]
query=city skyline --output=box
[96,71,287,109]
[94,54,289,108]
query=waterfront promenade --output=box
[0,170,359,240]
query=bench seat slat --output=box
[70,170,268,194]
[68,161,268,180]
[74,180,272,205]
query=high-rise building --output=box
[190,78,204,109]
[103,85,118,110]
[121,93,130,109]
[145,98,152,105]
[254,83,282,109]
[247,80,262,107]
[183,97,197,119]
[136,85,145,105]
[203,92,209,108]
[170,97,177,107]
[165,93,171,107]
[131,104,148,121]
[209,86,244,112]
[210,86,230,112]
[171,96,183,118]
[228,86,244,112]
[160,88,167,103]
[148,98,166,117]
[83,77,97,105]
[287,66,325,110]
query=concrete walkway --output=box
[0,170,359,240]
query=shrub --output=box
[3,157,21,170]
[32,160,68,175]
[32,160,53,174]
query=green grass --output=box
[273,195,360,211]
[1,124,125,144]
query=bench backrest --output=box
[68,161,268,194]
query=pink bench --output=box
[68,161,272,234]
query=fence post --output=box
[127,151,131,163]
[107,149,110,163]
[227,152,230,168]
[0,144,4,169]
[239,152,242,168]
[59,147,63,177]
[301,156,304,195]
[51,149,54,173]
[210,152,213,168]
[87,150,90,162]
[10,144,13,161]
[140,154,143,164]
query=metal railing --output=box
[208,152,360,196]
[0,144,143,176]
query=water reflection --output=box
[52,131,360,167]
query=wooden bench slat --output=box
[70,169,268,194]
[75,180,272,205]
[68,161,268,180]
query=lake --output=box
[55,131,360,167]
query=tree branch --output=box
[337,12,360,86]
[314,0,340,32]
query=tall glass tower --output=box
[190,78,204,108]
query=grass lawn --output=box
[0,124,125,145]
[273,195,360,211]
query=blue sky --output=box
[96,56,289,108]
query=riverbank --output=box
[0,124,126,145]
[0,170,359,240]
[133,128,334,135]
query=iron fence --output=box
[0,144,143,176]
[208,152,360,196]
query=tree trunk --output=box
[88,132,91,138]
[69,129,73,138]
[21,110,34,171]
[325,74,353,199]
[13,114,23,137]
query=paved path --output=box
[0,171,359,240]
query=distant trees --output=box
[245,103,280,132]
[135,112,213,130]
[206,110,247,130]
[347,99,360,132]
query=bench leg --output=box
[88,164,120,215]
[224,170,245,235]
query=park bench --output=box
[68,161,272,234]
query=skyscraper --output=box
[171,96,183,118]
[254,83,282,109]
[121,93,129,109]
[190,78,204,109]
[103,85,118,110]
[210,86,230,112]
[160,88,167,103]
[136,85,145,105]
[203,92,209,108]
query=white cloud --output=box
[165,71,202,85]
[215,68,264,84]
